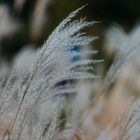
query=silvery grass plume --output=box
[81,25,140,131]
[105,25,140,87]
[0,6,99,140]
[119,100,140,140]
[96,129,115,140]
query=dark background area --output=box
[0,0,140,59]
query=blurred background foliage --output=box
[0,0,140,61]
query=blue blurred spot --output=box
[69,45,80,62]
[70,45,80,52]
